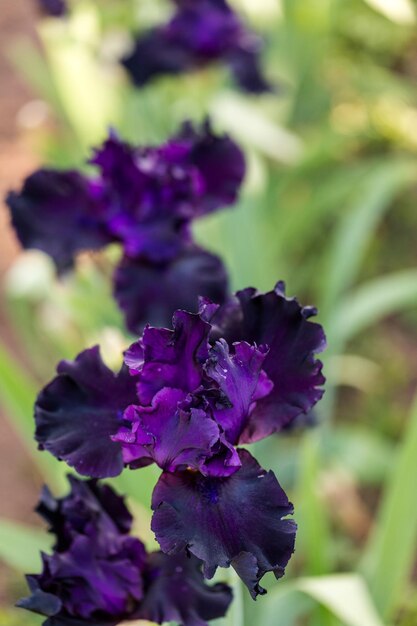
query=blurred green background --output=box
[2,0,417,625]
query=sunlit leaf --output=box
[297,574,385,626]
[363,0,415,24]
[259,575,385,626]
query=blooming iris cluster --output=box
[33,282,326,598]
[123,0,272,93]
[6,120,245,332]
[19,476,232,626]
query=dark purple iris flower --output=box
[122,0,272,93]
[6,120,245,331]
[34,282,325,596]
[18,477,233,626]
[6,170,111,274]
[38,0,67,17]
[114,247,229,332]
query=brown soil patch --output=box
[0,0,44,604]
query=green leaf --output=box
[111,464,160,508]
[361,393,417,618]
[296,574,385,626]
[325,426,394,485]
[211,94,304,164]
[321,161,416,320]
[0,608,42,626]
[8,39,65,117]
[0,519,52,572]
[222,569,245,626]
[296,433,333,575]
[331,269,417,343]
[0,341,38,435]
[258,586,314,626]
[259,575,385,626]
[39,8,120,148]
[0,340,68,490]
[363,0,416,24]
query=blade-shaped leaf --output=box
[296,433,333,575]
[0,519,52,572]
[321,161,416,320]
[259,575,385,626]
[363,0,415,24]
[331,269,417,343]
[257,586,314,626]
[0,340,67,490]
[297,574,385,626]
[361,393,417,618]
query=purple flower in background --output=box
[6,170,111,273]
[6,120,244,331]
[123,0,272,93]
[114,247,229,333]
[18,477,233,626]
[91,121,245,260]
[38,0,67,17]
[34,282,325,595]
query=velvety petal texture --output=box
[18,477,232,626]
[113,387,220,473]
[6,170,111,273]
[114,247,229,333]
[36,476,133,551]
[18,477,146,626]
[20,535,145,623]
[204,339,273,444]
[35,347,139,478]
[137,551,233,626]
[134,310,211,403]
[152,449,296,598]
[212,282,326,439]
[122,0,272,93]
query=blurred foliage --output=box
[2,0,417,625]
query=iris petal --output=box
[122,0,271,93]
[113,387,221,473]
[151,449,296,598]
[35,347,138,478]
[212,282,326,439]
[205,339,273,444]
[138,551,233,626]
[130,310,211,404]
[114,247,229,334]
[6,169,111,273]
